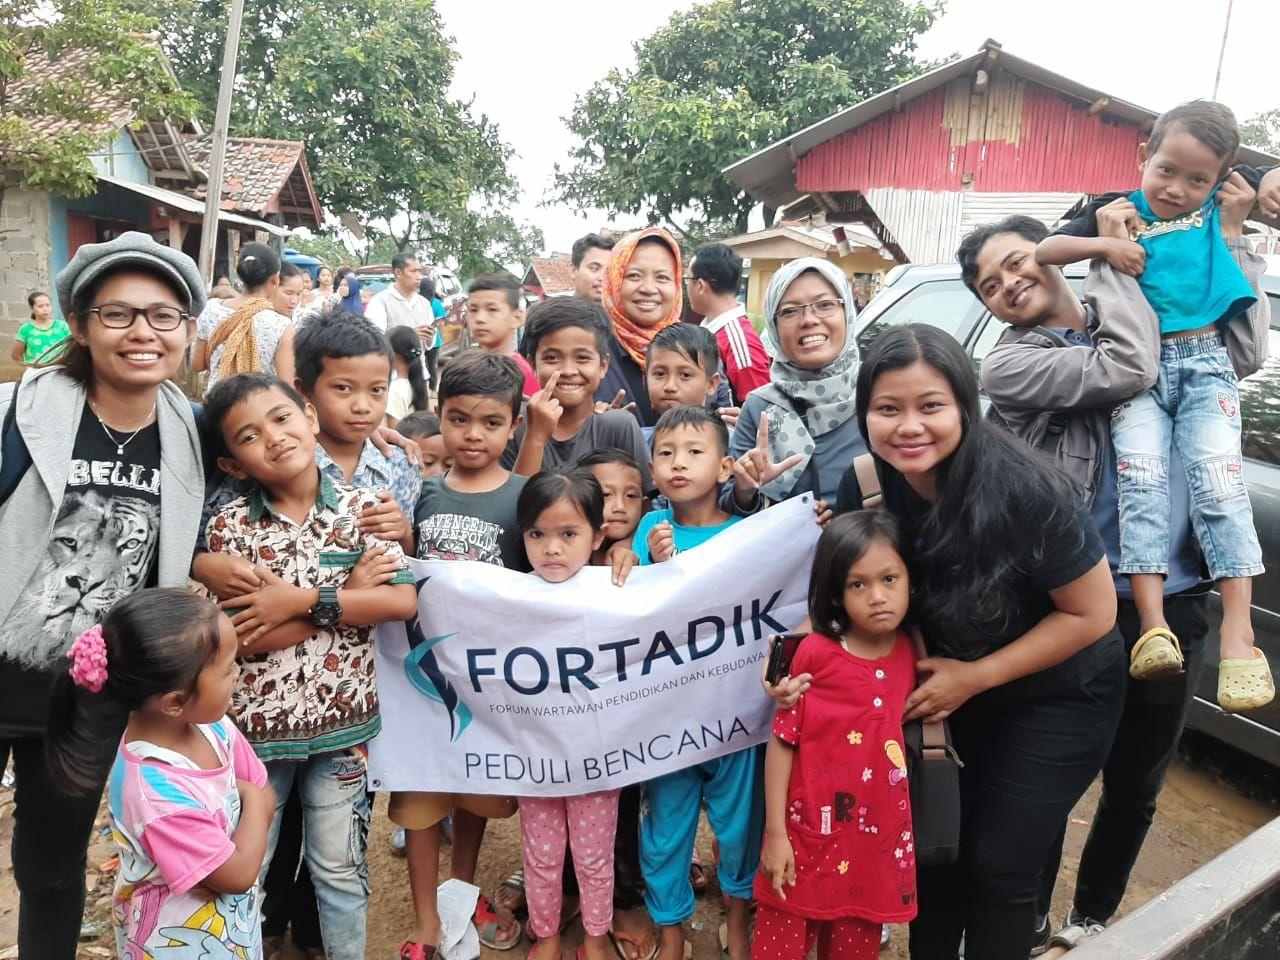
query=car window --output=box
[968,314,1008,381]
[1239,302,1280,465]
[856,279,982,351]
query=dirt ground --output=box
[0,737,1275,960]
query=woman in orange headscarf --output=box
[595,227,683,426]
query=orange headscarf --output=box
[601,227,683,367]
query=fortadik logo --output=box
[403,577,473,742]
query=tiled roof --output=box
[525,254,575,295]
[185,135,322,228]
[5,47,132,140]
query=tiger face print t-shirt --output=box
[0,403,161,735]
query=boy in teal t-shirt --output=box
[632,405,760,960]
[12,291,70,364]
[1038,100,1273,713]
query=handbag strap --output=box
[908,624,960,764]
[853,453,881,508]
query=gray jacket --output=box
[981,240,1271,504]
[0,367,204,625]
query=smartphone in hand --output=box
[764,632,806,686]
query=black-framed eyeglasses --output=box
[88,303,189,331]
[774,298,845,324]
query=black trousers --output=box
[0,735,112,960]
[260,781,323,948]
[1037,592,1208,923]
[908,635,1126,960]
[425,347,440,394]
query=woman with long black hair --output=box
[826,323,1125,959]
[387,325,430,427]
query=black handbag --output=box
[903,713,962,866]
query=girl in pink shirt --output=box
[46,589,274,960]
[754,512,918,960]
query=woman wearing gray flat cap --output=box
[0,231,206,959]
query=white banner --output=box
[368,495,820,797]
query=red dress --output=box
[753,632,918,923]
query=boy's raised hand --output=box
[1095,198,1146,276]
[648,521,676,563]
[733,412,804,502]
[1217,171,1257,238]
[594,390,636,415]
[526,371,564,437]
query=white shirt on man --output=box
[364,284,432,333]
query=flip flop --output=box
[1129,627,1184,680]
[474,894,522,951]
[608,924,659,960]
[492,869,528,920]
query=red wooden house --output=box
[724,39,1278,263]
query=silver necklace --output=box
[89,401,156,456]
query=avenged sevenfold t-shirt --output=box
[414,473,528,571]
[0,405,161,735]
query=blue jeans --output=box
[639,745,764,925]
[1111,332,1263,580]
[261,751,371,960]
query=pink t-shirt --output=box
[109,716,268,960]
[513,352,541,398]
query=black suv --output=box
[854,264,1280,766]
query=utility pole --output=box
[1212,0,1234,100]
[197,0,247,284]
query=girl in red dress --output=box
[753,511,918,959]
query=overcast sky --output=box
[435,0,1280,257]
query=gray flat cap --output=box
[56,230,207,320]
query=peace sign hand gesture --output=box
[732,411,804,507]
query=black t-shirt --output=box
[837,463,1116,694]
[1054,164,1274,238]
[0,405,161,735]
[596,336,656,427]
[414,473,529,571]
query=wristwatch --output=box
[310,585,343,628]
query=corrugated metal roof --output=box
[98,173,290,237]
[959,192,1083,232]
[724,38,1279,211]
[864,188,965,264]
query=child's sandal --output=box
[475,894,523,951]
[398,939,436,960]
[1218,649,1276,712]
[1129,627,1184,680]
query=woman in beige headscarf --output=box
[191,242,296,396]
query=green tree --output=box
[137,0,539,271]
[554,0,943,237]
[1241,108,1280,156]
[0,0,195,232]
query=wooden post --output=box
[198,0,246,284]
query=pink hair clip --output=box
[67,624,108,693]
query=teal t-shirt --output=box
[1127,188,1256,335]
[15,317,70,363]
[633,507,742,565]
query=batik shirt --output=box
[204,472,414,760]
[109,717,268,960]
[315,438,422,522]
